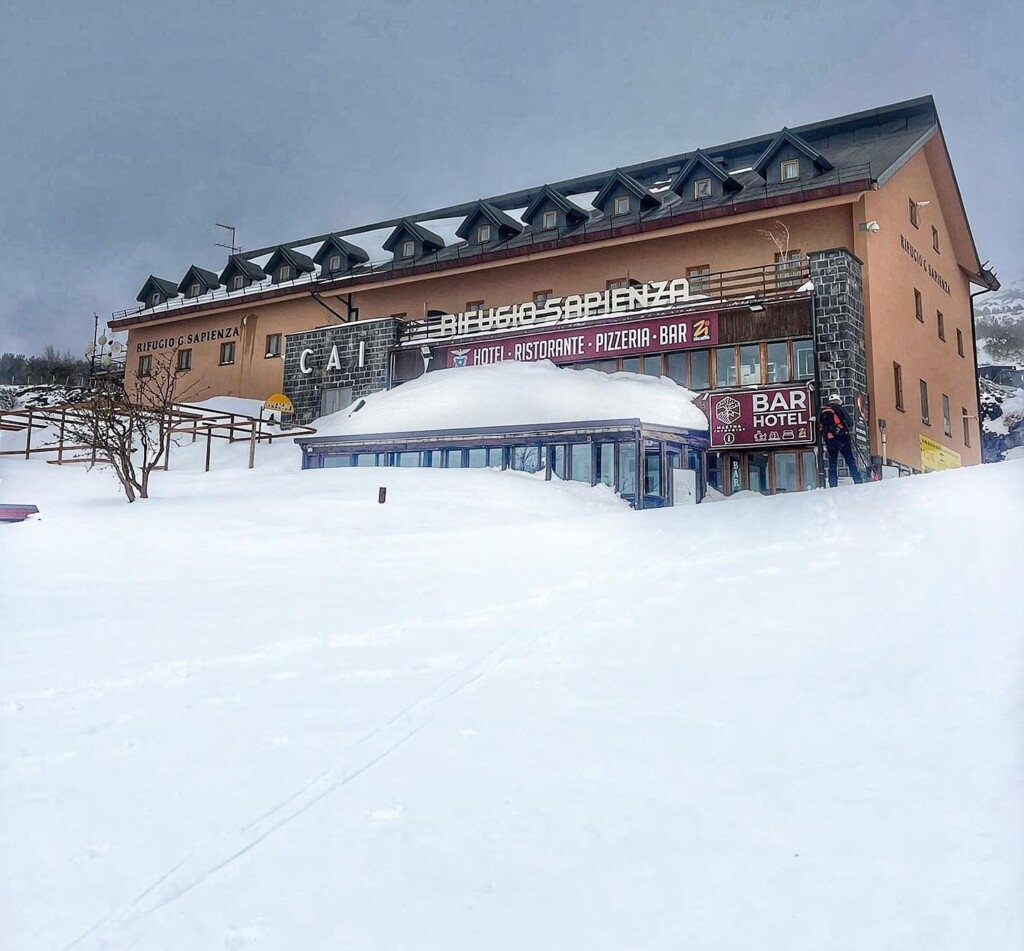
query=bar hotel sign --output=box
[702,383,816,449]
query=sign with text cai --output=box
[444,311,718,368]
[702,383,816,449]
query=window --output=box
[176,348,192,372]
[957,328,965,357]
[328,253,342,272]
[937,310,945,341]
[613,195,631,215]
[747,453,770,494]
[220,342,236,366]
[276,265,291,282]
[642,354,662,376]
[914,288,923,322]
[775,250,801,288]
[150,292,161,308]
[909,198,920,229]
[138,355,152,377]
[962,408,971,447]
[715,347,736,388]
[774,452,799,493]
[687,264,711,295]
[232,274,245,290]
[401,239,415,258]
[466,300,485,313]
[533,290,553,306]
[606,278,628,290]
[894,362,904,411]
[265,333,282,358]
[188,282,201,298]
[793,339,814,379]
[942,394,951,436]
[766,341,789,383]
[738,344,761,385]
[689,350,710,389]
[920,379,930,425]
[666,352,686,385]
[932,226,940,253]
[541,209,557,230]
[694,177,712,199]
[617,442,636,497]
[477,224,492,243]
[780,159,799,181]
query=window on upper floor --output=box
[963,407,971,446]
[894,362,904,411]
[276,265,291,282]
[932,226,940,253]
[775,250,802,288]
[942,394,951,436]
[957,328,965,357]
[220,342,236,366]
[477,223,493,243]
[780,159,799,182]
[533,290,553,306]
[401,240,415,258]
[613,195,631,215]
[937,310,945,341]
[328,254,342,272]
[149,292,161,308]
[176,348,192,372]
[920,378,930,425]
[188,282,201,298]
[909,198,920,228]
[687,264,711,295]
[265,334,282,358]
[914,288,923,322]
[138,355,152,377]
[232,274,245,290]
[466,300,485,313]
[541,209,557,230]
[606,278,628,290]
[694,177,712,199]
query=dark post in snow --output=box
[378,486,387,504]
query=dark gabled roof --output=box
[177,265,221,294]
[455,201,525,240]
[264,246,315,275]
[521,185,590,225]
[313,234,370,267]
[592,169,660,213]
[669,149,742,195]
[219,254,267,285]
[752,128,834,175]
[136,275,179,303]
[382,218,445,254]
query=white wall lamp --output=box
[858,221,881,233]
[915,200,931,208]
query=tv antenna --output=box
[215,222,242,255]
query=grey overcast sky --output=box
[1,0,1020,355]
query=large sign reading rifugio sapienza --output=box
[433,278,693,339]
[444,311,718,368]
[702,383,816,449]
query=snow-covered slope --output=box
[1,437,1022,951]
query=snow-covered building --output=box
[109,95,999,493]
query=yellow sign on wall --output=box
[263,393,294,414]
[920,435,961,472]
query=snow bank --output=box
[314,360,709,436]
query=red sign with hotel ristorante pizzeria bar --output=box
[444,311,718,368]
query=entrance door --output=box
[319,386,352,418]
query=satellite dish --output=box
[101,354,112,367]
[110,340,123,353]
[85,343,95,356]
[97,333,107,346]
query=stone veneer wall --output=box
[808,248,869,480]
[282,318,401,424]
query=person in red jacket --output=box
[819,394,863,487]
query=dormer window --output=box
[694,178,712,199]
[909,198,920,228]
[613,195,631,215]
[328,253,342,272]
[188,282,201,298]
[277,265,291,282]
[401,240,415,258]
[781,159,800,182]
[232,275,245,290]
[477,224,493,243]
[150,293,161,308]
[541,210,557,230]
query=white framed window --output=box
[220,342,236,366]
[477,223,492,243]
[232,274,245,290]
[277,265,291,282]
[533,289,552,305]
[176,348,192,372]
[613,195,630,215]
[265,333,282,358]
[328,253,342,272]
[780,159,800,181]
[188,282,201,298]
[694,177,712,199]
[541,209,557,230]
[138,355,152,377]
[150,292,161,307]
[401,239,415,258]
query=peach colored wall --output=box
[858,144,980,468]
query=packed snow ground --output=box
[1,433,1022,951]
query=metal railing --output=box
[110,165,869,324]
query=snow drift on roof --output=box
[313,360,709,437]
